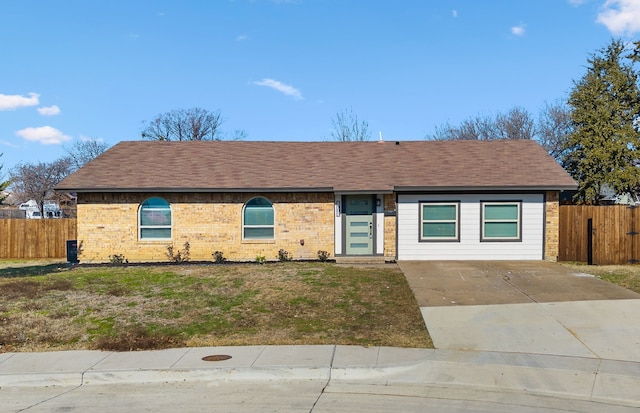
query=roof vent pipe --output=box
[379,131,383,143]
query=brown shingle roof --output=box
[55,140,577,193]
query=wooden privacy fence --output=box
[559,205,640,265]
[0,219,77,259]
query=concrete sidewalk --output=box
[1,345,640,409]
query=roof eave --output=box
[55,186,337,193]
[393,185,578,192]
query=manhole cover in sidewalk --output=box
[202,354,232,362]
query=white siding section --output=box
[397,193,544,260]
[334,195,342,255]
[375,194,384,254]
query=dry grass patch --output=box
[561,263,640,294]
[0,262,431,352]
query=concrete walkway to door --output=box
[398,261,640,362]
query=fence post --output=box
[587,218,593,265]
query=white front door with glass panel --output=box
[345,195,374,255]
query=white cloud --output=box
[37,105,61,116]
[79,135,104,143]
[0,139,19,148]
[569,0,586,5]
[511,23,526,36]
[452,9,458,18]
[236,34,249,41]
[597,0,640,35]
[0,92,40,110]
[253,78,303,100]
[15,126,72,145]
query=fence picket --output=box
[0,219,77,259]
[559,205,637,265]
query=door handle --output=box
[369,222,373,239]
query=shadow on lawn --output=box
[0,263,73,278]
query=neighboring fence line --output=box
[0,210,26,219]
[559,205,640,265]
[0,219,77,259]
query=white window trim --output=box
[481,201,522,242]
[138,198,172,241]
[419,201,460,242]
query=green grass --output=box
[561,263,640,294]
[0,261,431,352]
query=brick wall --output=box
[544,191,560,261]
[77,192,335,263]
[383,193,397,260]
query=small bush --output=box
[212,250,226,264]
[317,250,330,262]
[277,249,292,262]
[109,254,128,265]
[255,255,266,264]
[166,242,190,263]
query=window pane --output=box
[484,222,518,238]
[423,222,456,238]
[244,207,274,225]
[140,209,171,226]
[423,205,456,220]
[244,227,274,239]
[484,204,518,220]
[141,227,171,239]
[247,197,272,207]
[142,197,168,208]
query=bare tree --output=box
[65,138,110,171]
[430,107,535,141]
[537,101,573,161]
[330,108,372,141]
[431,116,497,141]
[0,153,10,204]
[141,108,223,141]
[9,158,72,215]
[495,107,535,140]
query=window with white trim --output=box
[139,197,172,240]
[243,197,274,239]
[420,202,459,241]
[481,201,521,241]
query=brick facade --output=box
[383,193,397,260]
[544,191,560,261]
[77,192,335,263]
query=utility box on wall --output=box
[66,240,79,264]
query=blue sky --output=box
[1,0,640,172]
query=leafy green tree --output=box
[561,39,640,204]
[0,153,10,204]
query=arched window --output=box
[139,197,172,240]
[243,197,274,239]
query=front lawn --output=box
[561,263,640,294]
[0,261,431,352]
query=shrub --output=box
[255,255,266,264]
[212,250,226,264]
[166,241,190,263]
[317,250,330,262]
[109,254,128,265]
[277,249,292,262]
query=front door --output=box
[345,195,374,255]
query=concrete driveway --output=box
[398,261,640,361]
